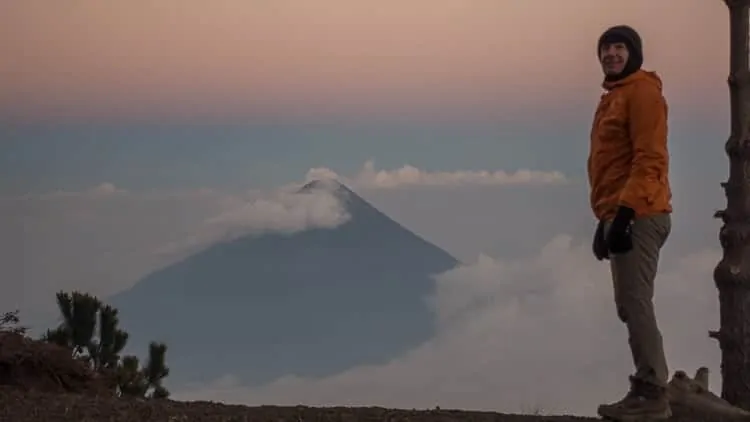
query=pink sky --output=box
[0,1,728,122]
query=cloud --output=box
[1,168,569,322]
[158,161,568,259]
[154,186,350,257]
[173,235,722,417]
[305,160,567,190]
[206,191,347,231]
[0,185,235,320]
[10,183,129,200]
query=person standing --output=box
[588,25,673,421]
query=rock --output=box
[0,332,114,396]
[669,366,750,420]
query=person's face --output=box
[599,42,629,76]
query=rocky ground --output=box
[0,332,747,422]
[0,387,597,422]
[3,387,748,422]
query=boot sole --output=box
[598,408,672,422]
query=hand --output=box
[592,220,609,260]
[606,206,635,254]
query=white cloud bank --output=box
[156,161,567,257]
[173,235,721,417]
[3,181,352,321]
[155,185,350,256]
[305,160,567,190]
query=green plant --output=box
[41,290,170,399]
[117,342,170,399]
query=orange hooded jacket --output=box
[587,69,672,221]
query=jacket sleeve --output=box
[618,83,669,210]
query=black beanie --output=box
[597,25,643,81]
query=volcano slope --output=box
[1,332,750,421]
[107,179,460,387]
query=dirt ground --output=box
[0,332,743,422]
[0,387,597,422]
[2,387,746,422]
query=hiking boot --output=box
[597,377,672,421]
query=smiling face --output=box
[599,42,630,77]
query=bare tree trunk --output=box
[712,0,750,411]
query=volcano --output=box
[108,180,460,387]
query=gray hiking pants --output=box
[604,213,671,388]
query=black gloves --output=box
[592,206,636,260]
[606,206,635,254]
[592,220,609,260]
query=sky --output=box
[0,0,738,417]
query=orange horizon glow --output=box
[0,1,729,122]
